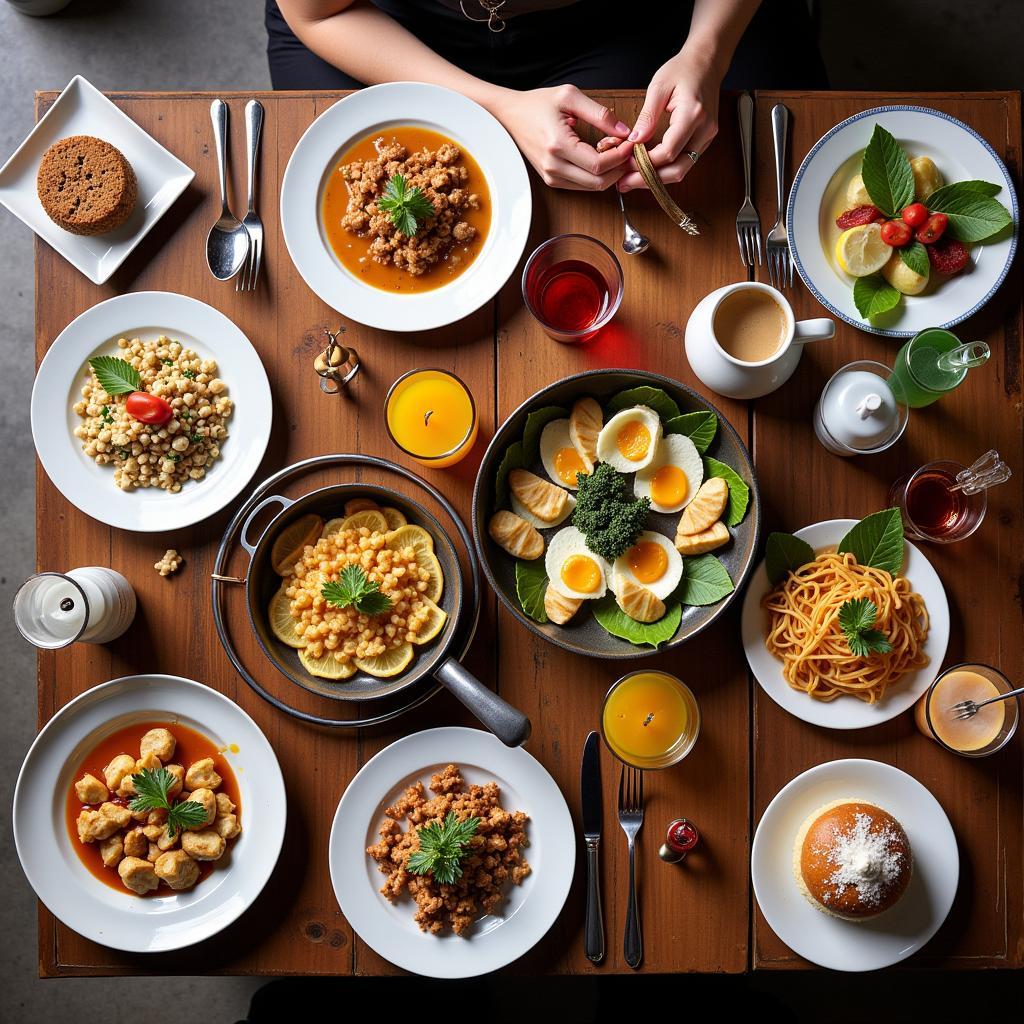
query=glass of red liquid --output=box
[887,459,987,543]
[521,233,623,343]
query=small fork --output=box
[617,765,644,969]
[238,99,264,292]
[766,103,793,289]
[948,683,1024,720]
[735,92,762,269]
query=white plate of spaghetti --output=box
[741,519,949,730]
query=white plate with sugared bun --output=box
[752,759,958,971]
[13,675,286,953]
[741,519,949,730]
[789,105,1018,337]
[280,82,531,332]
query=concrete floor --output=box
[2,0,1022,1020]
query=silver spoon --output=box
[616,189,649,255]
[206,99,249,281]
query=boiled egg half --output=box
[612,531,683,600]
[545,526,609,600]
[539,418,590,491]
[633,433,703,513]
[596,406,662,473]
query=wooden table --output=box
[34,89,1023,976]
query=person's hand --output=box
[495,84,634,191]
[616,45,724,192]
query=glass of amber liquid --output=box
[887,460,986,543]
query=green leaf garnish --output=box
[853,275,902,319]
[899,239,930,277]
[675,554,734,606]
[89,355,141,396]
[521,406,567,465]
[703,457,750,527]
[407,812,480,885]
[495,440,526,509]
[128,767,208,840]
[923,180,1001,205]
[764,532,816,586]
[606,386,680,423]
[837,507,905,576]
[322,565,393,616]
[838,597,893,658]
[592,595,682,648]
[378,173,435,237]
[861,125,915,217]
[515,559,549,623]
[923,188,1012,243]
[665,410,717,454]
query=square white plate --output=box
[0,74,194,284]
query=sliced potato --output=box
[615,576,665,623]
[489,510,544,561]
[411,597,448,644]
[270,514,323,575]
[910,155,943,201]
[677,477,729,537]
[354,642,414,678]
[299,647,356,680]
[508,469,570,524]
[344,497,379,516]
[268,586,306,649]
[417,550,444,603]
[674,520,730,556]
[569,396,602,473]
[386,524,435,560]
[544,585,583,625]
[341,509,389,534]
[380,506,407,530]
[882,249,928,295]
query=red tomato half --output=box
[125,391,174,425]
[916,213,949,244]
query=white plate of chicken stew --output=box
[14,674,285,952]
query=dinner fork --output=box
[766,103,793,289]
[735,92,762,270]
[617,765,644,969]
[238,99,265,292]
[949,684,1024,720]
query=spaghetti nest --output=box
[762,551,929,703]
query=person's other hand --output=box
[498,85,634,190]
[616,45,723,192]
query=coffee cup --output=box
[684,282,835,400]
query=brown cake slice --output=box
[36,135,138,236]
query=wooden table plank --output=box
[750,91,1024,969]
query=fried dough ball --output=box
[123,827,147,858]
[147,842,162,862]
[118,856,159,894]
[76,802,132,843]
[103,753,136,792]
[181,829,226,861]
[214,813,241,841]
[141,824,164,842]
[164,764,185,798]
[75,773,109,805]
[140,727,176,762]
[185,757,222,791]
[156,824,179,852]
[183,787,216,828]
[215,793,235,816]
[99,835,124,868]
[154,850,200,891]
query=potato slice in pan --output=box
[380,506,407,530]
[674,520,729,555]
[269,585,306,649]
[354,642,414,678]
[489,510,544,561]
[544,585,583,625]
[508,468,570,524]
[676,477,729,537]
[299,648,356,680]
[270,514,323,575]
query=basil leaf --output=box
[676,554,733,606]
[703,456,750,527]
[521,406,567,465]
[592,595,682,648]
[837,507,905,576]
[764,532,816,585]
[89,355,142,396]
[899,240,930,277]
[665,410,718,454]
[853,275,902,319]
[860,125,915,217]
[606,386,681,423]
[514,559,549,623]
[923,191,1012,243]
[924,180,1002,207]
[495,441,526,509]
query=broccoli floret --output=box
[573,463,650,561]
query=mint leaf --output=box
[925,180,1001,207]
[838,597,892,658]
[167,798,210,839]
[515,559,549,623]
[676,554,733,606]
[592,596,681,648]
[765,532,815,585]
[837,508,905,576]
[495,441,526,508]
[665,411,718,454]
[521,406,567,465]
[322,566,392,616]
[703,457,750,527]
[899,240,930,277]
[861,125,914,217]
[924,190,1012,243]
[377,173,434,237]
[606,386,681,423]
[853,275,902,319]
[89,355,142,396]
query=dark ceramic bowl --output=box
[471,369,761,659]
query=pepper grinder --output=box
[659,818,700,863]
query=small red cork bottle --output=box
[659,818,700,863]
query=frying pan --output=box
[471,368,762,659]
[238,482,530,746]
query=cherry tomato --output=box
[901,202,929,228]
[880,219,913,247]
[916,212,949,244]
[125,391,174,425]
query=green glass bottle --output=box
[889,328,990,408]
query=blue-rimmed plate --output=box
[787,105,1018,337]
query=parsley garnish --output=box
[182,369,196,380]
[128,767,208,839]
[89,356,141,396]
[189,432,203,443]
[100,405,114,424]
[407,812,480,885]
[161,358,173,366]
[166,453,181,463]
[116,447,129,459]
[378,173,435,237]
[838,598,893,657]
[321,565,393,616]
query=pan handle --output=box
[434,658,532,748]
[240,494,295,557]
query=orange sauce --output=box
[321,126,491,294]
[65,720,241,896]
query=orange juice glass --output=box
[601,671,700,770]
[385,368,478,468]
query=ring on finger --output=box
[686,150,700,165]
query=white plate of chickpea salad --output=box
[31,291,272,531]
[13,674,286,953]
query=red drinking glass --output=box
[522,233,624,343]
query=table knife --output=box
[581,730,604,963]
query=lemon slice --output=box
[834,223,890,277]
[380,506,407,530]
[268,586,306,649]
[341,509,389,534]
[299,647,356,680]
[344,497,379,516]
[321,517,346,540]
[417,550,444,603]
[411,597,447,645]
[270,514,323,576]
[354,642,414,678]
[385,524,434,560]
